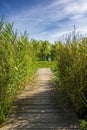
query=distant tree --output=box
[30,39,41,61]
[39,40,51,61]
[50,42,59,61]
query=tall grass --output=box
[0,19,57,123]
[0,20,36,123]
[55,33,87,118]
[0,18,87,128]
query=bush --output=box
[80,120,87,130]
[0,21,36,123]
[55,36,87,117]
[0,19,56,123]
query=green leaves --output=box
[80,120,87,130]
[0,20,36,123]
[55,35,87,118]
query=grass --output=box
[53,78,72,110]
[35,61,57,69]
[80,120,87,130]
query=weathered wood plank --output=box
[0,68,80,130]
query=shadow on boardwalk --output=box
[0,68,80,130]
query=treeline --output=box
[0,19,57,123]
[30,39,58,61]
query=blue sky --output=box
[0,0,87,43]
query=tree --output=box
[39,40,51,61]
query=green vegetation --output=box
[0,20,36,123]
[54,31,87,130]
[35,61,56,69]
[80,120,87,130]
[0,19,56,123]
[0,18,87,130]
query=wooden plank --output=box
[0,68,80,130]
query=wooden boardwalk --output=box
[0,68,80,130]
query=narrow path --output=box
[0,68,80,130]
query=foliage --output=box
[0,19,57,123]
[0,20,36,123]
[80,120,87,130]
[50,42,59,61]
[0,18,87,128]
[35,61,56,69]
[30,39,52,61]
[55,34,87,118]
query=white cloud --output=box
[64,1,87,15]
[7,0,87,43]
